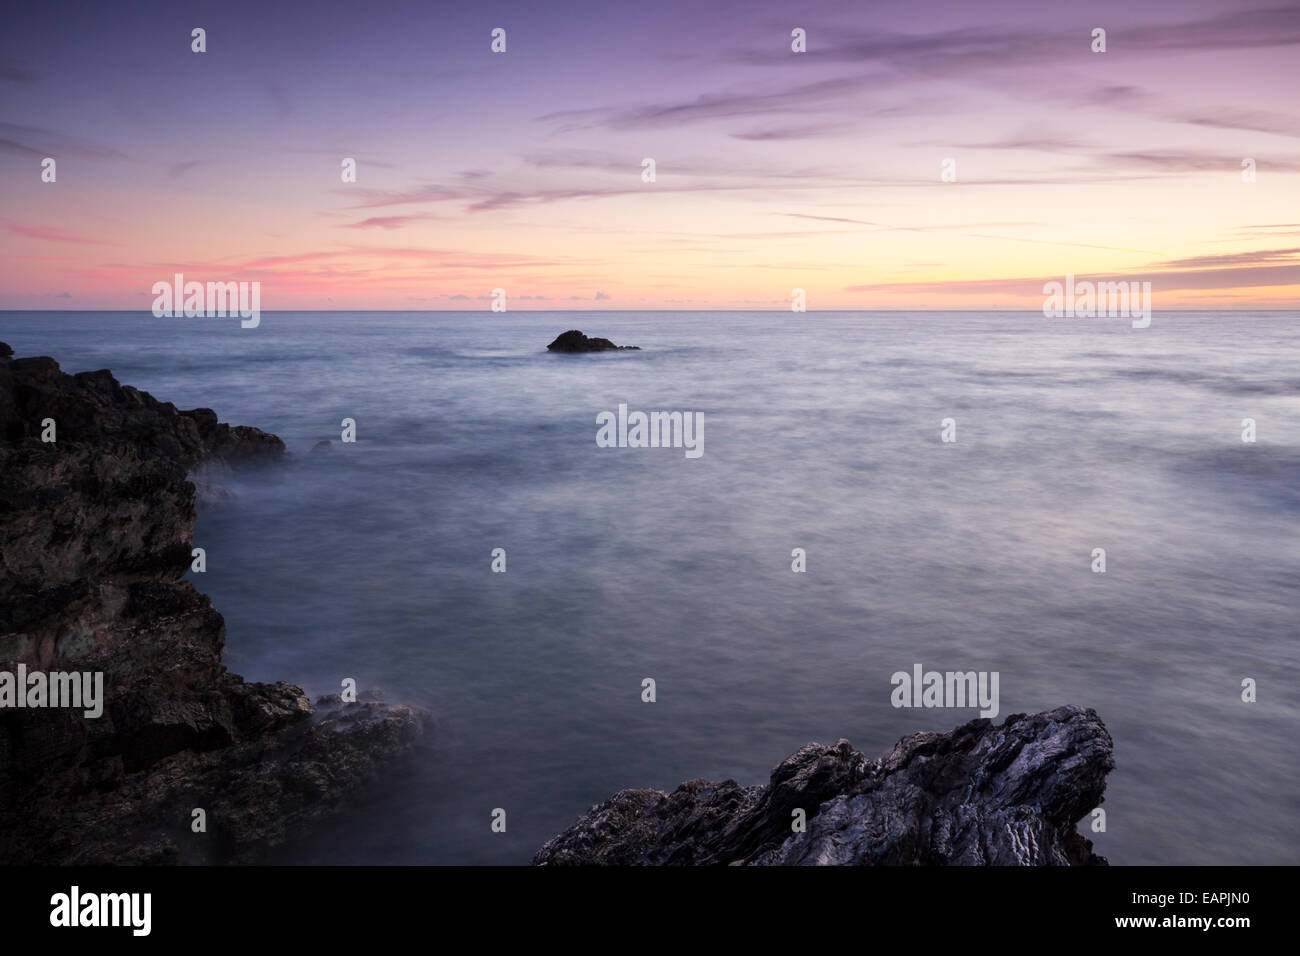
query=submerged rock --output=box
[534,705,1114,866]
[311,440,333,452]
[0,345,426,864]
[546,330,640,352]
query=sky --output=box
[1,0,1298,310]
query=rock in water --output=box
[0,345,426,864]
[546,329,640,352]
[534,706,1114,866]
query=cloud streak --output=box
[0,122,129,160]
[3,220,109,244]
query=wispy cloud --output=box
[932,132,1300,174]
[4,220,109,244]
[284,147,398,170]
[254,74,293,120]
[735,5,1300,70]
[537,74,881,132]
[1170,107,1300,137]
[729,122,856,141]
[780,213,1161,254]
[719,8,1300,140]
[345,178,836,213]
[167,160,203,178]
[151,246,598,276]
[1107,150,1300,173]
[0,61,39,85]
[1158,248,1300,268]
[847,256,1300,296]
[523,147,859,181]
[341,214,441,230]
[0,121,129,160]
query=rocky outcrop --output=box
[546,330,640,352]
[0,344,425,864]
[534,706,1114,866]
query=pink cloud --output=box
[4,220,108,244]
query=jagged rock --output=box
[0,347,426,864]
[546,330,640,352]
[534,706,1114,866]
[21,694,425,865]
[311,440,333,452]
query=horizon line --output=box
[3,308,1297,315]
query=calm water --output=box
[3,310,1297,865]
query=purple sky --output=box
[2,0,1298,308]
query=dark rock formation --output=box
[0,344,425,864]
[534,705,1114,866]
[546,330,640,352]
[311,440,333,452]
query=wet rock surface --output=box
[535,705,1114,866]
[0,344,426,864]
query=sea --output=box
[2,309,1296,865]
